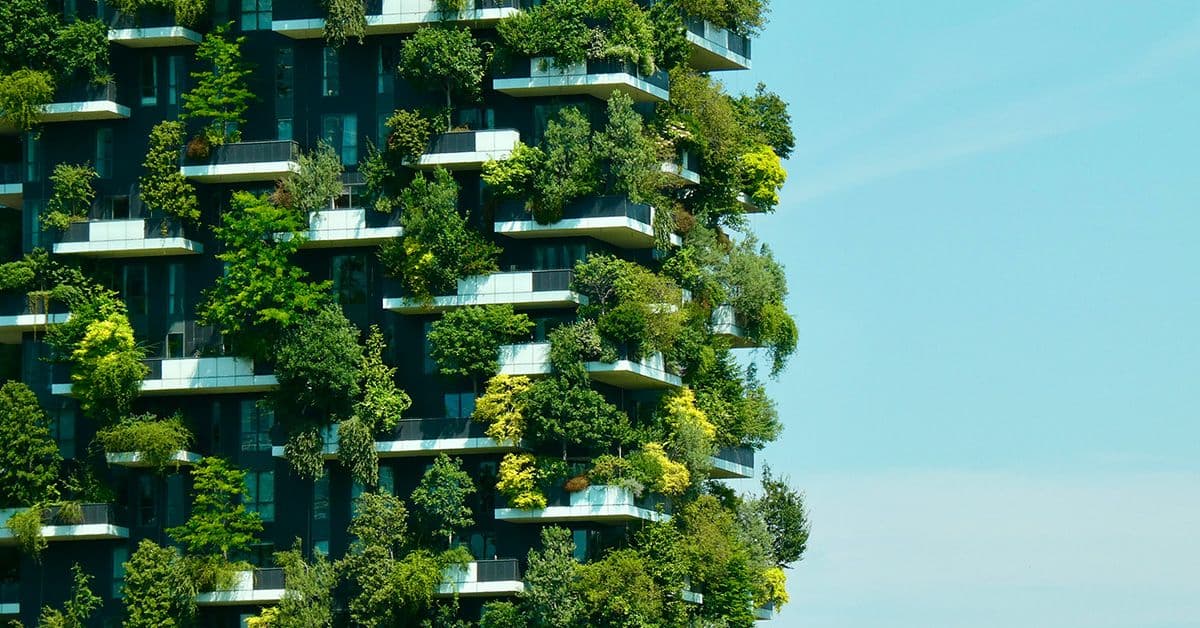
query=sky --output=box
[723,2,1200,626]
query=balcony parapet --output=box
[53,217,202,258]
[437,559,524,597]
[195,569,286,606]
[495,485,670,523]
[684,17,752,71]
[41,81,129,123]
[270,417,521,459]
[0,163,22,209]
[53,356,277,397]
[273,0,524,38]
[411,129,521,170]
[180,140,300,183]
[383,270,581,313]
[105,7,203,47]
[0,503,128,544]
[495,195,680,249]
[493,56,670,103]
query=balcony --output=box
[710,445,754,480]
[438,559,524,597]
[106,450,202,468]
[711,305,757,348]
[41,82,130,123]
[53,217,202,258]
[495,196,680,249]
[0,581,17,616]
[292,208,402,248]
[274,0,523,38]
[754,604,776,621]
[180,141,300,183]
[411,129,520,170]
[495,485,670,523]
[383,270,581,314]
[500,342,681,389]
[271,417,521,460]
[52,357,278,397]
[0,293,69,343]
[195,569,286,606]
[106,8,202,47]
[681,587,704,605]
[684,18,752,71]
[660,159,700,186]
[737,192,766,214]
[0,163,22,209]
[494,57,670,103]
[0,504,128,544]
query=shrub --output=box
[337,416,377,487]
[677,0,770,36]
[496,453,544,509]
[182,24,254,146]
[356,326,412,433]
[121,539,196,627]
[50,18,110,85]
[427,305,533,379]
[167,457,263,562]
[0,69,54,133]
[472,374,531,445]
[323,0,367,47]
[0,381,61,508]
[41,163,97,232]
[274,305,364,423]
[481,142,542,199]
[480,601,528,628]
[70,314,148,424]
[281,141,344,214]
[110,0,210,28]
[629,442,689,496]
[497,0,657,73]
[37,563,102,627]
[740,144,786,210]
[140,121,199,229]
[95,413,194,472]
[384,108,445,163]
[410,454,476,546]
[563,475,590,492]
[588,454,633,485]
[7,506,46,557]
[397,26,484,126]
[755,566,789,611]
[521,376,633,453]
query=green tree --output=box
[472,374,531,445]
[94,413,194,473]
[70,314,148,424]
[732,82,794,159]
[397,26,484,126]
[198,191,331,361]
[753,465,809,567]
[322,0,367,47]
[139,121,199,228]
[0,69,54,133]
[356,325,412,434]
[121,540,196,628]
[281,140,344,214]
[410,454,476,546]
[0,1,59,76]
[378,169,500,300]
[529,106,597,224]
[167,457,263,561]
[595,90,660,204]
[182,24,255,146]
[0,382,61,508]
[427,305,533,379]
[41,163,96,232]
[49,18,109,86]
[677,496,757,626]
[522,376,633,455]
[480,601,529,628]
[273,305,363,425]
[38,564,103,628]
[497,0,657,72]
[521,526,582,628]
[739,143,786,210]
[274,545,336,627]
[576,549,664,626]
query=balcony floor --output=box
[108,26,202,47]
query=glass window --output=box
[276,118,293,141]
[111,546,128,599]
[322,114,358,166]
[322,47,340,97]
[444,392,476,419]
[422,321,436,375]
[96,128,114,179]
[140,56,158,106]
[240,400,274,452]
[167,262,184,316]
[166,474,185,527]
[332,255,367,305]
[244,470,275,522]
[165,332,184,358]
[312,474,330,553]
[122,264,148,315]
[167,55,185,109]
[23,133,39,182]
[240,0,272,31]
[379,466,394,495]
[52,405,76,459]
[276,47,294,98]
[136,475,156,526]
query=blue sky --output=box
[728,2,1200,626]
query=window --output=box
[444,392,476,419]
[136,475,156,526]
[140,56,158,106]
[322,114,358,166]
[105,196,130,220]
[312,474,330,554]
[167,55,185,109]
[376,46,396,95]
[244,470,275,522]
[95,128,113,179]
[322,47,340,97]
[457,107,495,130]
[276,118,293,141]
[165,332,184,358]
[377,113,390,150]
[240,400,274,452]
[52,405,76,459]
[332,255,367,305]
[23,133,39,182]
[167,262,184,317]
[122,264,148,315]
[166,474,185,527]
[422,321,436,375]
[240,0,272,31]
[111,546,128,599]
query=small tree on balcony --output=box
[37,564,103,628]
[121,539,197,628]
[322,0,368,47]
[41,163,97,232]
[140,120,200,230]
[168,457,263,589]
[397,26,484,127]
[0,381,62,508]
[410,454,476,547]
[427,305,534,380]
[280,141,344,215]
[0,69,54,133]
[110,0,210,29]
[182,23,255,148]
[70,313,148,424]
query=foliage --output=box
[397,26,484,124]
[359,143,402,214]
[335,416,375,486]
[677,496,758,625]
[732,83,794,159]
[482,142,541,198]
[41,163,96,232]
[411,454,476,545]
[121,540,196,628]
[436,0,470,13]
[167,457,263,561]
[109,0,210,27]
[717,236,797,374]
[0,1,59,76]
[571,254,685,358]
[676,0,770,36]
[628,442,690,496]
[70,314,148,424]
[662,387,716,484]
[182,24,254,146]
[356,325,412,433]
[283,427,326,482]
[528,106,597,224]
[378,169,500,300]
[595,91,661,204]
[245,607,279,628]
[496,453,545,510]
[546,320,611,382]
[480,601,529,628]
[198,191,331,361]
[384,108,446,164]
[282,141,344,214]
[587,454,632,486]
[427,305,533,379]
[753,465,810,567]
[740,143,786,210]
[95,413,194,472]
[323,0,367,47]
[0,382,61,508]
[48,19,109,86]
[472,375,531,445]
[0,69,54,133]
[755,567,789,611]
[275,545,336,627]
[688,347,781,448]
[273,305,363,423]
[140,121,200,227]
[7,505,46,557]
[634,521,691,624]
[522,376,633,454]
[497,0,658,73]
[347,490,408,556]
[576,549,664,625]
[521,526,583,627]
[37,564,102,628]
[648,0,689,70]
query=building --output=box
[0,0,794,625]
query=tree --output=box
[677,496,758,625]
[356,325,412,434]
[273,305,363,425]
[167,457,263,562]
[274,545,336,627]
[139,121,199,228]
[595,91,660,204]
[378,169,500,301]
[732,83,794,159]
[662,388,716,487]
[411,454,476,546]
[198,191,331,361]
[521,527,582,628]
[121,540,196,628]
[94,413,194,473]
[0,69,54,133]
[739,143,786,210]
[754,465,809,567]
[38,564,102,628]
[182,24,254,146]
[427,305,533,379]
[0,381,61,508]
[281,141,344,214]
[48,18,109,86]
[497,0,657,72]
[322,0,367,47]
[522,376,633,454]
[70,314,148,424]
[472,374,531,445]
[397,26,484,126]
[480,601,529,628]
[529,106,598,224]
[41,163,96,232]
[576,549,664,626]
